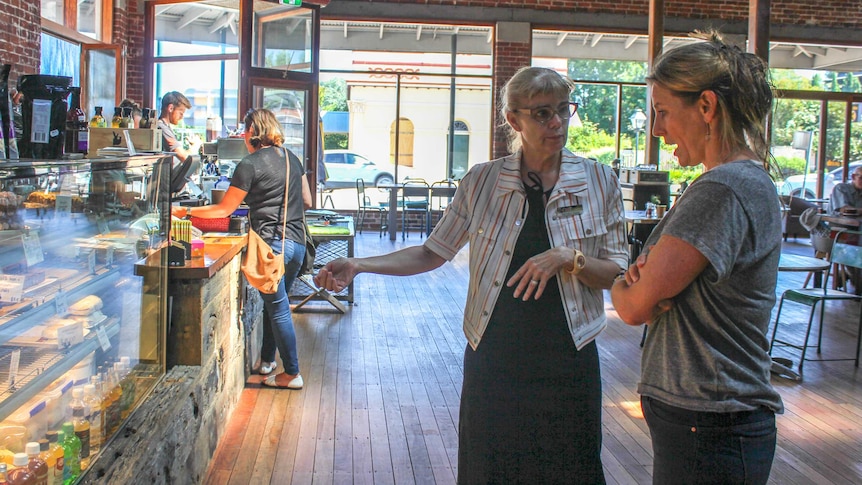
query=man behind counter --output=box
[157,91,202,195]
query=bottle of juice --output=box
[0,463,7,484]
[6,453,34,484]
[106,364,122,435]
[59,423,80,484]
[110,108,122,129]
[45,433,62,485]
[82,384,101,458]
[36,440,53,485]
[70,398,89,471]
[24,443,46,485]
[89,107,106,128]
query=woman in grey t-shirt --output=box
[611,31,783,485]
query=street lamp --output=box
[630,108,647,166]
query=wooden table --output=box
[625,210,663,262]
[777,253,831,273]
[822,214,861,228]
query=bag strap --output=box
[280,147,290,255]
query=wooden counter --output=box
[134,234,246,280]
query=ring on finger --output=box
[529,279,539,285]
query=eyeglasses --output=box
[513,102,579,125]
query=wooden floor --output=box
[204,233,862,485]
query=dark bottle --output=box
[64,87,88,155]
[139,108,151,129]
[120,107,133,128]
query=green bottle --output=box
[61,422,81,484]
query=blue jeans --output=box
[642,396,776,485]
[259,238,305,375]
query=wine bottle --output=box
[65,87,88,155]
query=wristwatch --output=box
[569,248,587,275]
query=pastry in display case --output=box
[0,155,170,480]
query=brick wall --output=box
[0,0,40,88]
[113,0,146,106]
[492,40,531,159]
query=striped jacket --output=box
[425,149,629,350]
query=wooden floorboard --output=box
[204,235,862,484]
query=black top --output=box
[230,146,306,245]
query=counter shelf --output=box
[0,155,171,460]
[0,317,120,422]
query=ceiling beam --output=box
[556,32,567,46]
[177,7,206,30]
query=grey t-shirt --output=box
[829,182,862,214]
[640,160,784,414]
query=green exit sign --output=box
[282,0,302,5]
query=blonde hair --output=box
[499,66,574,153]
[646,30,775,172]
[243,108,285,149]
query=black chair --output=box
[401,178,430,239]
[356,178,388,237]
[769,229,862,379]
[429,179,457,234]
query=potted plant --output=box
[650,194,667,217]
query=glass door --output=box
[240,0,320,202]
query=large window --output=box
[320,21,494,188]
[152,0,241,137]
[41,0,109,41]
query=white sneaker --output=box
[259,361,277,375]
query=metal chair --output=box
[400,178,430,239]
[429,179,457,234]
[769,229,862,378]
[355,178,388,237]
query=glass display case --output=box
[0,155,170,477]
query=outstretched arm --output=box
[314,245,447,293]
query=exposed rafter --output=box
[177,7,206,30]
[794,45,813,58]
[416,25,422,41]
[590,34,603,48]
[556,32,567,46]
[209,12,235,34]
[624,36,638,49]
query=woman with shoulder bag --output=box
[171,108,312,389]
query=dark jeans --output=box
[642,396,777,485]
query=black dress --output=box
[458,185,605,484]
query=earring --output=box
[706,123,711,140]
